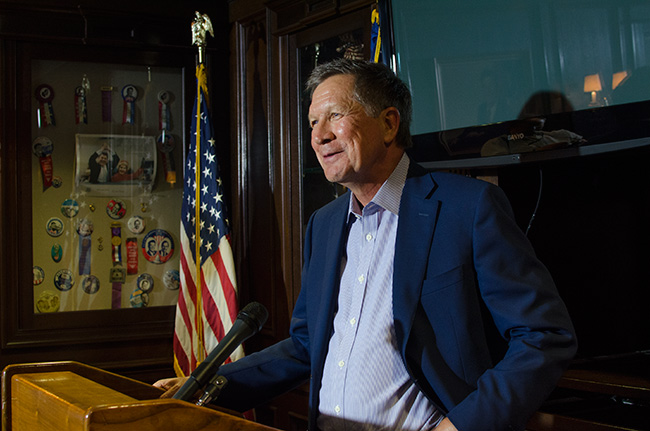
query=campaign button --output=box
[122,84,138,101]
[141,229,174,264]
[61,199,79,218]
[32,136,53,157]
[77,218,94,237]
[137,273,154,293]
[51,243,63,262]
[158,90,170,104]
[127,215,145,234]
[163,269,180,290]
[46,217,64,237]
[33,266,45,285]
[106,199,127,219]
[54,269,74,291]
[129,288,149,308]
[36,290,60,313]
[81,275,100,294]
[35,84,54,102]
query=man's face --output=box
[98,154,109,166]
[308,74,390,190]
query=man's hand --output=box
[153,376,190,398]
[434,418,458,431]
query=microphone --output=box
[173,301,268,401]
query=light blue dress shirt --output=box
[318,154,443,431]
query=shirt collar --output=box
[348,153,410,217]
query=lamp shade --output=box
[584,73,603,92]
[612,71,629,90]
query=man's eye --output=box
[309,120,318,128]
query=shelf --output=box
[418,136,650,170]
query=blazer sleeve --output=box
[445,183,578,431]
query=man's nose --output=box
[311,122,334,145]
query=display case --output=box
[30,57,184,313]
[1,33,199,376]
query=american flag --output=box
[173,64,244,376]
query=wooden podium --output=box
[1,361,280,431]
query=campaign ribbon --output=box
[157,132,177,185]
[77,218,94,275]
[35,84,55,127]
[110,267,127,309]
[78,237,91,274]
[39,156,54,189]
[74,86,88,124]
[112,282,122,309]
[32,136,54,190]
[122,84,137,124]
[126,237,138,275]
[111,223,122,265]
[101,86,113,122]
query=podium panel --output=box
[2,361,279,431]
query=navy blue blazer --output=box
[217,161,577,431]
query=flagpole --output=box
[191,11,214,364]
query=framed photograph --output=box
[74,134,157,196]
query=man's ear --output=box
[381,107,401,145]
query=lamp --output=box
[584,73,602,106]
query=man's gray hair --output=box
[306,59,413,148]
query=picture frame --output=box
[74,134,157,196]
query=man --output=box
[155,59,577,431]
[88,143,119,183]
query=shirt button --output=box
[335,405,341,414]
[358,275,364,283]
[349,317,356,325]
[366,233,373,241]
[338,360,345,368]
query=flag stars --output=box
[203,166,212,178]
[204,241,213,252]
[201,201,208,213]
[202,184,209,195]
[207,224,215,234]
[204,150,216,164]
[208,138,216,146]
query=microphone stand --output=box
[196,375,228,407]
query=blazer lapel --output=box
[310,194,350,375]
[393,165,440,350]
